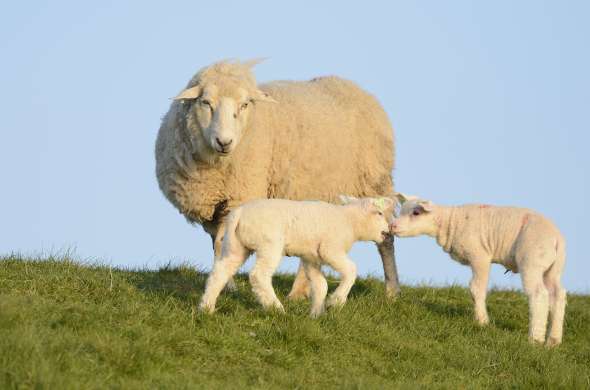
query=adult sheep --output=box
[155,59,400,298]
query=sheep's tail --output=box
[221,207,243,256]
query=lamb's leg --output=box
[325,254,357,309]
[544,267,566,347]
[199,249,248,313]
[302,261,328,318]
[287,262,311,301]
[211,223,237,292]
[376,235,401,298]
[469,260,491,325]
[249,247,284,312]
[521,266,549,344]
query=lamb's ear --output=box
[395,192,419,204]
[418,200,435,212]
[372,197,394,211]
[252,89,277,103]
[339,194,358,205]
[173,86,201,100]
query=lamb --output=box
[155,59,400,299]
[389,193,566,346]
[199,196,395,317]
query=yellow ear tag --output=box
[373,198,387,212]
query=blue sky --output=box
[1,1,588,292]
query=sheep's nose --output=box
[216,137,233,148]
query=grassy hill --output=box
[1,255,588,389]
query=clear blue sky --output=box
[1,1,588,292]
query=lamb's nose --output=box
[389,221,398,231]
[216,137,233,147]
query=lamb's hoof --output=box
[326,295,346,309]
[198,302,215,314]
[475,317,490,327]
[545,337,562,348]
[309,307,325,319]
[287,289,311,301]
[224,279,238,292]
[529,336,545,345]
[263,303,285,314]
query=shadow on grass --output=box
[127,266,377,313]
[418,300,472,321]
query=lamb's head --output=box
[339,195,395,243]
[390,193,438,237]
[174,59,276,160]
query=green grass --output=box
[1,255,589,389]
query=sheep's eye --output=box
[377,211,383,216]
[200,99,211,107]
[240,102,249,111]
[412,209,422,216]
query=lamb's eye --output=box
[240,102,249,111]
[200,99,211,107]
[412,209,421,216]
[377,211,383,216]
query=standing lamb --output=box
[389,193,566,346]
[155,59,400,298]
[199,196,395,317]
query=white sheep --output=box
[199,196,395,317]
[390,193,567,346]
[155,59,400,298]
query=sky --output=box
[1,1,588,292]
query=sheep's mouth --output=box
[215,147,231,155]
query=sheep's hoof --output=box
[385,286,401,300]
[545,337,562,348]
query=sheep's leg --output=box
[325,254,357,309]
[249,247,284,312]
[469,260,491,325]
[377,235,401,298]
[199,249,248,313]
[521,266,549,344]
[211,223,237,292]
[287,262,311,301]
[544,267,566,347]
[302,261,328,318]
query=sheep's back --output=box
[254,76,395,203]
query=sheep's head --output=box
[174,59,276,160]
[389,193,438,237]
[339,195,395,243]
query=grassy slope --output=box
[0,255,589,389]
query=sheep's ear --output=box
[395,192,418,204]
[252,89,277,103]
[339,194,357,205]
[418,200,435,212]
[243,57,268,69]
[173,86,201,100]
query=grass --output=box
[1,254,589,389]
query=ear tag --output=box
[373,198,387,212]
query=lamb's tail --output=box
[221,207,243,257]
[545,234,566,284]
